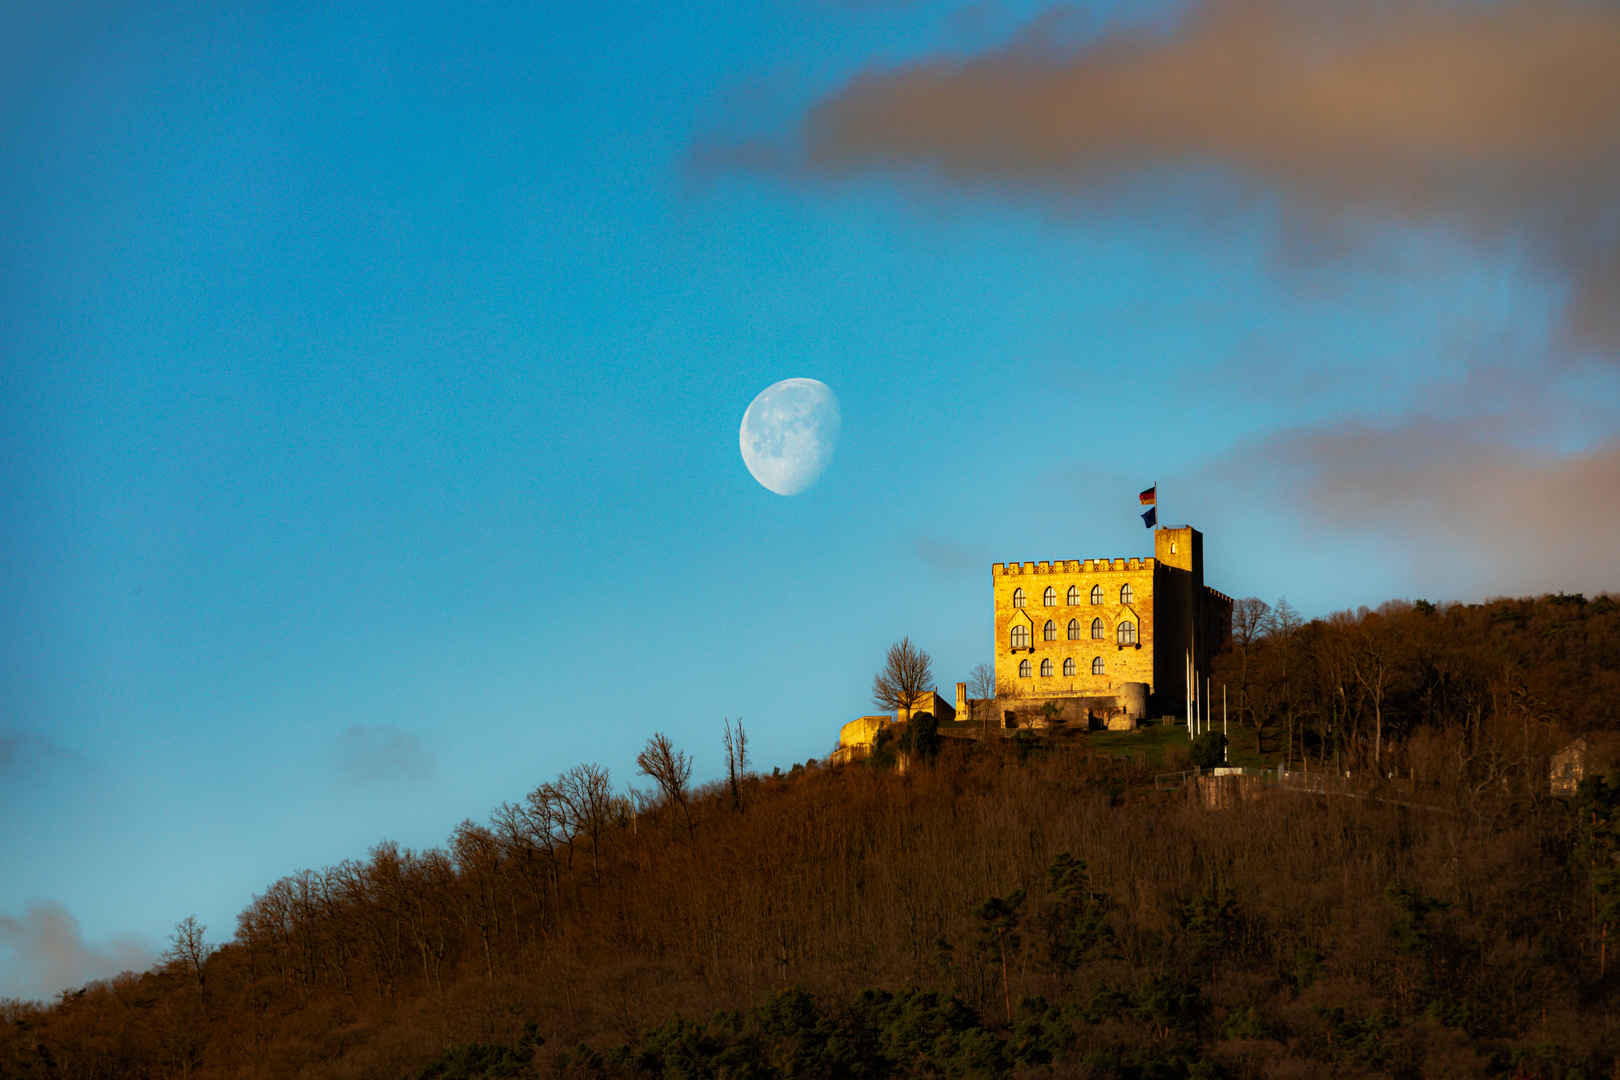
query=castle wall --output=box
[997,694,1123,729]
[899,690,957,724]
[992,556,1156,698]
[991,527,1231,719]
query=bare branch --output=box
[636,733,695,836]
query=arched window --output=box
[1010,624,1030,649]
[1063,657,1076,676]
[1091,618,1104,640]
[1043,620,1057,642]
[1092,657,1105,675]
[1090,585,1103,604]
[1067,585,1080,605]
[1067,618,1081,640]
[1117,620,1137,645]
[1040,659,1054,677]
[1043,586,1056,607]
[1018,659,1032,678]
[1120,583,1134,605]
[1012,588,1025,608]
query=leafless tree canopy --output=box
[967,663,995,701]
[1232,597,1271,649]
[871,636,934,714]
[636,733,694,836]
[722,718,749,814]
[163,915,214,991]
[556,763,615,881]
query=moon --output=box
[739,378,841,496]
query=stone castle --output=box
[981,525,1232,730]
[838,525,1232,756]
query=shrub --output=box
[909,712,940,760]
[1190,732,1227,770]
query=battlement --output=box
[994,557,1155,574]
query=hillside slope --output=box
[5,593,1620,1079]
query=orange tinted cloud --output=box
[791,0,1620,348]
[1207,419,1620,597]
[0,901,155,1001]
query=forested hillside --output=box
[1209,591,1620,765]
[3,592,1619,1080]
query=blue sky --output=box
[4,0,1619,1000]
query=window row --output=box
[1018,657,1108,677]
[1009,620,1137,649]
[1012,584,1134,608]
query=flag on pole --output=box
[1139,485,1157,505]
[1141,506,1157,529]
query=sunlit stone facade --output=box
[993,526,1232,723]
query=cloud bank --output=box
[777,0,1620,350]
[1205,419,1620,598]
[331,724,433,785]
[0,901,156,1002]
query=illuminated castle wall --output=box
[992,526,1233,720]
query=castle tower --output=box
[1151,526,1204,718]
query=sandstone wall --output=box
[992,556,1155,698]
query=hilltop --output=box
[4,591,1620,1079]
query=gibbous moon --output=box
[739,378,841,496]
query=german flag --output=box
[1139,485,1156,506]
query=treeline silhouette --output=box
[3,591,1618,1079]
[1211,591,1619,768]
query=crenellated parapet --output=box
[993,557,1155,574]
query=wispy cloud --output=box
[914,535,992,574]
[733,0,1620,352]
[0,733,85,773]
[1202,419,1620,598]
[331,724,433,786]
[0,901,156,1002]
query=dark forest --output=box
[4,591,1620,1080]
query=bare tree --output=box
[1352,613,1398,771]
[618,786,651,835]
[1315,612,1366,770]
[968,663,995,700]
[637,732,695,837]
[450,821,503,980]
[523,781,575,885]
[872,637,934,719]
[1232,598,1271,653]
[490,800,551,934]
[556,764,615,882]
[164,915,214,992]
[723,718,749,814]
[1268,597,1304,766]
[1231,598,1271,751]
[967,663,997,740]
